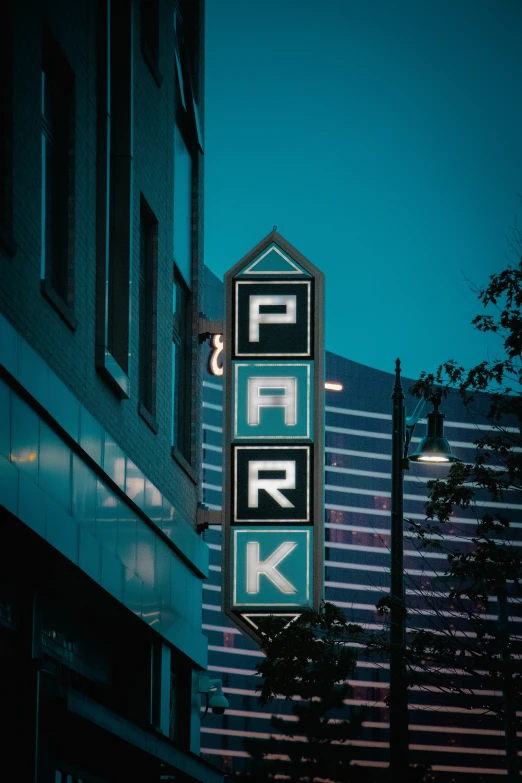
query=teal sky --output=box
[203,0,522,381]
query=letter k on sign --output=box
[246,541,297,594]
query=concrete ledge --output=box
[67,689,224,783]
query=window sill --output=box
[171,446,197,485]
[40,279,78,331]
[141,44,163,88]
[0,224,16,257]
[95,346,130,399]
[138,403,158,434]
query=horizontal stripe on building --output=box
[325,502,522,528]
[325,483,522,510]
[325,425,521,452]
[326,522,522,547]
[325,405,520,434]
[201,726,512,759]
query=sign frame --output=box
[222,230,325,644]
[233,445,312,524]
[233,361,313,440]
[234,279,312,357]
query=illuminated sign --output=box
[210,336,341,393]
[235,281,311,357]
[209,334,223,376]
[233,446,311,523]
[233,363,312,440]
[232,528,311,607]
[222,231,324,644]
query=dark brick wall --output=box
[0,0,204,526]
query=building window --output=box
[96,0,133,396]
[223,631,235,648]
[149,641,161,729]
[169,656,191,748]
[174,4,203,151]
[173,6,202,289]
[107,0,133,372]
[0,0,14,255]
[41,28,76,322]
[172,266,192,465]
[170,4,203,479]
[140,0,161,85]
[138,196,158,424]
[173,4,203,286]
[173,124,193,288]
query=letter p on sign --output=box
[249,295,297,342]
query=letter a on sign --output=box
[247,377,297,426]
[222,231,324,642]
[234,363,312,440]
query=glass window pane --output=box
[172,269,192,461]
[0,379,10,461]
[41,50,71,304]
[11,394,39,481]
[173,125,192,288]
[139,199,157,414]
[39,421,72,513]
[141,0,159,62]
[171,341,176,446]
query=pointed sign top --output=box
[237,242,311,277]
[225,231,322,283]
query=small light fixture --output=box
[408,400,460,464]
[325,382,343,391]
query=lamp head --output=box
[408,404,460,464]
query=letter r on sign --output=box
[247,460,296,508]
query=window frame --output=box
[172,121,194,290]
[140,0,162,87]
[169,651,192,748]
[40,26,77,330]
[0,0,15,256]
[173,6,203,154]
[170,4,204,484]
[95,0,134,398]
[138,195,158,430]
[171,265,195,479]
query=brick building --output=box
[0,1,223,780]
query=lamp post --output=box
[389,359,460,777]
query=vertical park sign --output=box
[222,231,325,643]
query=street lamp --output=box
[389,359,460,777]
